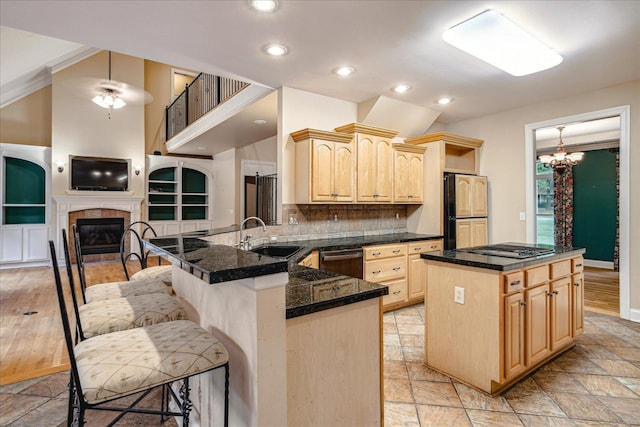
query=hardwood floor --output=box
[0,261,623,386]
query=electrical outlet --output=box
[454,286,465,304]
[288,214,298,225]
[519,212,526,221]
[334,214,338,221]
[395,212,400,220]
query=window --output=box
[148,166,208,221]
[3,157,46,224]
[535,161,554,245]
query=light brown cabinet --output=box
[298,251,319,269]
[504,291,526,380]
[407,240,442,300]
[334,123,398,203]
[455,218,488,249]
[572,273,585,336]
[525,282,551,366]
[455,174,487,217]
[393,144,426,203]
[291,129,355,204]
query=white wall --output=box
[278,87,358,206]
[51,51,146,196]
[236,136,277,222]
[212,148,236,227]
[441,80,640,314]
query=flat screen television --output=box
[70,156,129,191]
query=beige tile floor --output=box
[384,305,640,426]
[1,306,638,426]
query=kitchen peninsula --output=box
[420,243,586,395]
[144,229,440,426]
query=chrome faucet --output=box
[239,216,267,250]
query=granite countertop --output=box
[144,230,443,318]
[420,243,585,271]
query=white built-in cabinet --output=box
[146,155,214,236]
[0,144,51,266]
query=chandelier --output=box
[92,51,126,110]
[538,126,583,173]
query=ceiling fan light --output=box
[567,152,584,162]
[112,97,126,109]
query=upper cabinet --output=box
[291,128,355,204]
[405,132,483,176]
[455,174,487,217]
[393,144,426,204]
[334,123,398,203]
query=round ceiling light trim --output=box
[436,97,454,105]
[333,66,356,77]
[254,119,268,125]
[263,43,288,56]
[250,0,278,12]
[392,84,412,93]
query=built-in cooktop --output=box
[457,244,554,259]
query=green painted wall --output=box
[572,149,617,261]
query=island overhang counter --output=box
[143,231,390,427]
[420,243,586,395]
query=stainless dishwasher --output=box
[318,248,364,279]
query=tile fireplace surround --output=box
[53,193,143,262]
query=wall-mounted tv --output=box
[70,156,129,191]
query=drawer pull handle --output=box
[414,247,422,251]
[393,249,401,254]
[393,290,401,295]
[510,280,521,286]
[373,270,381,274]
[574,282,580,287]
[372,252,381,256]
[520,301,527,306]
[575,263,583,267]
[430,245,438,249]
[392,266,401,271]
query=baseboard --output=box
[629,308,640,323]
[584,259,614,269]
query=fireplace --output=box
[76,218,125,255]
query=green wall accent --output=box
[572,149,617,261]
[4,157,45,204]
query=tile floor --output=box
[1,307,638,426]
[383,305,640,426]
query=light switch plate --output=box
[454,286,465,304]
[519,212,526,221]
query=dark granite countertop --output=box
[420,243,585,272]
[144,230,442,318]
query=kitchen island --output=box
[420,243,586,395]
[143,229,440,426]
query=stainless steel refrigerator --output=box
[443,172,489,250]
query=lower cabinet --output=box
[0,224,49,264]
[525,283,551,366]
[298,251,319,269]
[456,218,488,249]
[572,273,585,337]
[504,292,526,380]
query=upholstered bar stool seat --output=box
[79,293,185,338]
[129,264,173,286]
[84,278,170,303]
[75,320,229,404]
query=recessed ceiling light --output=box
[392,84,412,93]
[254,119,267,125]
[250,0,278,12]
[442,9,563,76]
[263,43,288,56]
[436,97,454,105]
[333,66,355,77]
[197,146,206,150]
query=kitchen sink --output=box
[251,245,303,259]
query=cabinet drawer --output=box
[364,244,406,260]
[312,279,356,301]
[408,240,443,254]
[550,260,572,279]
[365,258,407,282]
[383,280,407,306]
[504,271,524,294]
[572,257,584,273]
[526,265,549,287]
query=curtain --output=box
[553,165,574,247]
[614,151,620,271]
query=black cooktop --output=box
[457,244,554,259]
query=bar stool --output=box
[120,221,173,285]
[49,241,230,427]
[61,229,185,339]
[67,227,169,303]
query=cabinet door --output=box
[526,283,551,366]
[551,277,573,350]
[572,273,584,337]
[471,218,488,247]
[311,140,336,202]
[334,142,355,201]
[504,292,526,380]
[374,137,393,202]
[456,219,472,249]
[471,176,488,217]
[24,226,49,261]
[393,151,410,203]
[408,153,424,203]
[408,254,426,299]
[356,135,376,202]
[455,175,472,217]
[1,227,23,262]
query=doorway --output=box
[524,106,630,320]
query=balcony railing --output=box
[166,73,249,141]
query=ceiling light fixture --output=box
[436,97,453,105]
[263,43,288,56]
[538,126,584,174]
[254,119,267,125]
[392,84,412,93]
[92,51,126,109]
[442,9,563,76]
[250,0,278,12]
[333,66,355,77]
